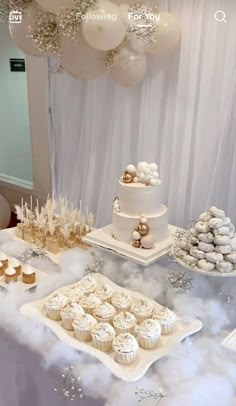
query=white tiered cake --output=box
[112,162,169,249]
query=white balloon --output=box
[82,0,126,51]
[148,12,181,56]
[0,195,11,230]
[61,34,106,80]
[110,45,147,86]
[35,0,74,14]
[9,2,47,57]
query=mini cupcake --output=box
[22,265,36,284]
[78,276,97,294]
[0,252,8,270]
[113,312,137,335]
[60,302,84,330]
[93,302,116,324]
[111,291,132,312]
[91,322,116,352]
[152,307,176,335]
[136,319,161,349]
[9,257,22,276]
[63,285,84,302]
[112,333,138,365]
[79,293,102,315]
[46,293,68,321]
[131,299,153,323]
[94,284,114,303]
[5,266,18,284]
[0,262,4,276]
[73,314,97,341]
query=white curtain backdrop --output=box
[48,0,236,228]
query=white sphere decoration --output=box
[144,167,150,175]
[0,195,11,229]
[133,177,139,183]
[137,161,148,172]
[126,164,136,174]
[139,173,145,180]
[141,234,155,249]
[133,231,141,240]
[153,171,159,179]
[149,163,158,172]
[140,216,148,224]
[150,178,159,186]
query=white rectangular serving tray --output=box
[83,225,177,266]
[0,265,47,292]
[20,273,202,381]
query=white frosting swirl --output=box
[60,303,84,318]
[46,294,68,310]
[73,314,97,330]
[112,333,138,353]
[93,303,116,319]
[131,299,153,316]
[9,257,21,268]
[5,266,16,276]
[23,265,35,275]
[64,286,84,302]
[94,285,113,301]
[91,323,115,341]
[137,319,161,338]
[0,252,7,261]
[79,294,102,308]
[153,307,176,324]
[112,292,131,309]
[113,312,136,329]
[78,276,97,293]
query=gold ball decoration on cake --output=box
[122,171,133,183]
[138,223,149,236]
[132,239,141,248]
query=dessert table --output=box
[0,228,236,406]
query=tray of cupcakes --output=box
[0,251,47,291]
[20,274,202,381]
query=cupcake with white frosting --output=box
[131,299,153,323]
[91,322,116,352]
[22,265,36,284]
[63,285,84,302]
[46,293,68,320]
[9,257,22,276]
[113,312,137,335]
[73,314,97,341]
[111,291,132,312]
[93,302,116,324]
[0,252,8,270]
[79,293,102,315]
[4,266,18,284]
[78,276,97,294]
[94,284,114,303]
[60,302,84,330]
[112,333,138,364]
[136,319,161,349]
[152,307,176,335]
[0,262,4,276]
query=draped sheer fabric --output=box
[49,0,236,228]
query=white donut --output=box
[190,247,205,260]
[215,226,230,236]
[198,242,214,253]
[214,235,230,246]
[209,206,225,218]
[208,218,224,229]
[195,222,210,233]
[230,237,236,250]
[225,252,236,263]
[223,217,231,226]
[198,232,214,243]
[215,245,232,255]
[216,261,233,273]
[198,259,215,272]
[198,212,212,222]
[184,255,198,266]
[205,252,223,263]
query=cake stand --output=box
[83,224,177,266]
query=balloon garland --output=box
[2,0,181,86]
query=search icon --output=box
[214,10,227,23]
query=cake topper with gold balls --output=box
[122,162,160,186]
[132,216,155,249]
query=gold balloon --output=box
[123,171,133,183]
[132,239,141,248]
[138,223,149,236]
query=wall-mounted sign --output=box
[10,58,25,72]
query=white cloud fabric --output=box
[48,0,236,228]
